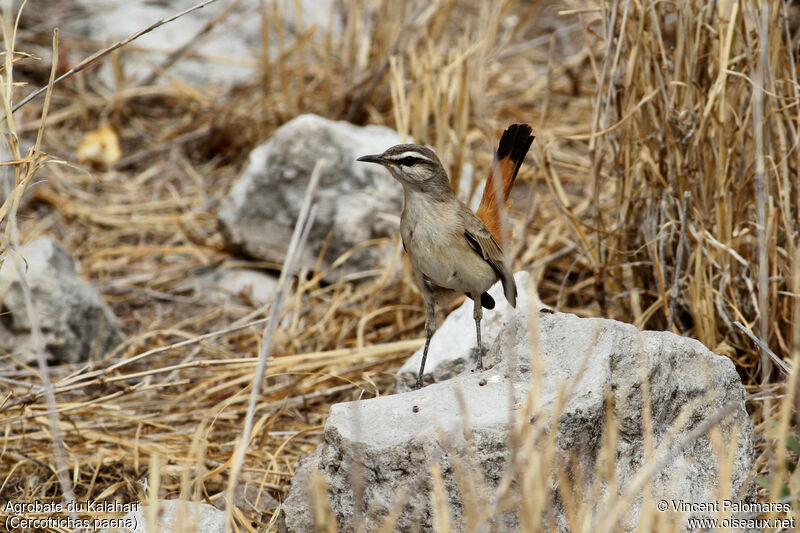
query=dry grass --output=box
[0,0,798,531]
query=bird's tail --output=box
[475,124,534,246]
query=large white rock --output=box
[0,237,123,364]
[282,272,755,532]
[218,114,403,278]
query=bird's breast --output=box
[400,196,496,295]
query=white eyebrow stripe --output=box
[388,150,432,162]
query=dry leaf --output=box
[77,123,121,168]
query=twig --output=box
[752,0,771,386]
[734,321,791,376]
[344,3,430,122]
[6,316,271,406]
[225,159,324,532]
[556,223,624,310]
[667,191,690,330]
[9,0,218,114]
[4,25,78,515]
[2,338,424,411]
[138,0,242,87]
[114,127,210,169]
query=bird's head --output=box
[357,144,445,187]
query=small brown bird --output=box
[358,124,534,388]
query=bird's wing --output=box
[462,209,517,307]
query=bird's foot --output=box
[413,379,424,390]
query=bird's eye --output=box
[400,157,417,166]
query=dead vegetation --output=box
[0,0,798,531]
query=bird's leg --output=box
[415,289,436,389]
[473,297,484,370]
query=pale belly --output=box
[402,218,496,296]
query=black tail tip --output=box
[497,123,535,162]
[507,123,533,137]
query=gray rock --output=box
[282,272,755,532]
[0,237,123,364]
[65,0,335,88]
[101,500,226,533]
[279,448,321,533]
[218,114,403,278]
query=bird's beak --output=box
[356,154,386,165]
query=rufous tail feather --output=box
[475,124,534,246]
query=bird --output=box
[357,124,534,389]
